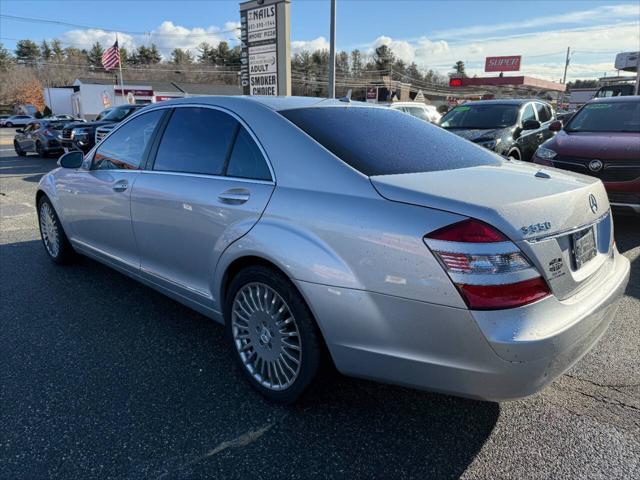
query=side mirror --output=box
[522,119,541,130]
[58,150,84,169]
[16,128,24,134]
[548,120,563,132]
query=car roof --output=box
[150,95,382,112]
[456,99,546,106]
[588,95,640,103]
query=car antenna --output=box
[338,89,352,103]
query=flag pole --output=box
[116,34,126,104]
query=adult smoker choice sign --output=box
[241,4,278,95]
[485,55,522,72]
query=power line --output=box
[0,13,240,37]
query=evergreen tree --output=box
[0,42,14,70]
[350,49,363,78]
[40,40,52,61]
[15,39,41,63]
[51,39,65,61]
[87,42,104,67]
[452,60,467,77]
[336,51,350,77]
[197,42,215,64]
[171,48,194,65]
[216,41,230,65]
[373,45,395,73]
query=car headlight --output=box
[71,128,89,139]
[476,138,500,150]
[535,146,557,160]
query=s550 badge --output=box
[521,222,551,236]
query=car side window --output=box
[535,103,551,123]
[153,107,238,176]
[521,104,536,123]
[226,127,272,181]
[92,110,164,171]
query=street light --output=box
[328,0,336,98]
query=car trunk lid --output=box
[371,161,613,300]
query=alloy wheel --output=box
[39,202,60,258]
[231,282,302,391]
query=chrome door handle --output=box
[112,181,128,192]
[218,188,250,205]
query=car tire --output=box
[6,122,13,128]
[37,196,75,264]
[36,141,46,158]
[507,148,521,160]
[14,141,27,157]
[224,265,323,404]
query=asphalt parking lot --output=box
[1,126,638,480]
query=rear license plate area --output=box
[571,227,597,270]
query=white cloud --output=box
[358,21,639,80]
[291,36,330,54]
[59,20,240,59]
[433,3,640,38]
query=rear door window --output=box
[226,127,272,181]
[280,106,501,177]
[153,107,238,176]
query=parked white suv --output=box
[388,102,441,123]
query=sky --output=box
[1,0,638,81]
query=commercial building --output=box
[45,78,243,120]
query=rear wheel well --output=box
[220,255,334,366]
[221,256,291,306]
[507,148,521,160]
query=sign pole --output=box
[117,34,126,104]
[328,0,337,98]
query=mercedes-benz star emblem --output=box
[589,194,598,214]
[588,159,603,172]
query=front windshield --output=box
[102,107,137,122]
[566,101,640,133]
[404,107,430,121]
[47,122,67,131]
[440,104,519,129]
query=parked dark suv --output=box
[439,99,556,161]
[60,105,142,152]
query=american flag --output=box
[101,39,120,71]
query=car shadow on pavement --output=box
[613,214,639,300]
[0,239,498,480]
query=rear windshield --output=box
[280,106,501,176]
[440,104,519,129]
[565,101,640,133]
[102,107,139,122]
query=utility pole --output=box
[328,0,337,98]
[562,47,570,84]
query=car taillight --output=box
[425,219,550,310]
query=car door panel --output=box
[130,105,275,307]
[58,169,141,268]
[55,109,165,269]
[515,103,539,161]
[131,173,274,303]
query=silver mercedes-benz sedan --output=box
[36,96,630,403]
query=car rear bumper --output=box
[296,250,629,401]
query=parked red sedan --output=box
[533,96,640,214]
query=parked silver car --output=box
[36,96,630,403]
[0,114,34,127]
